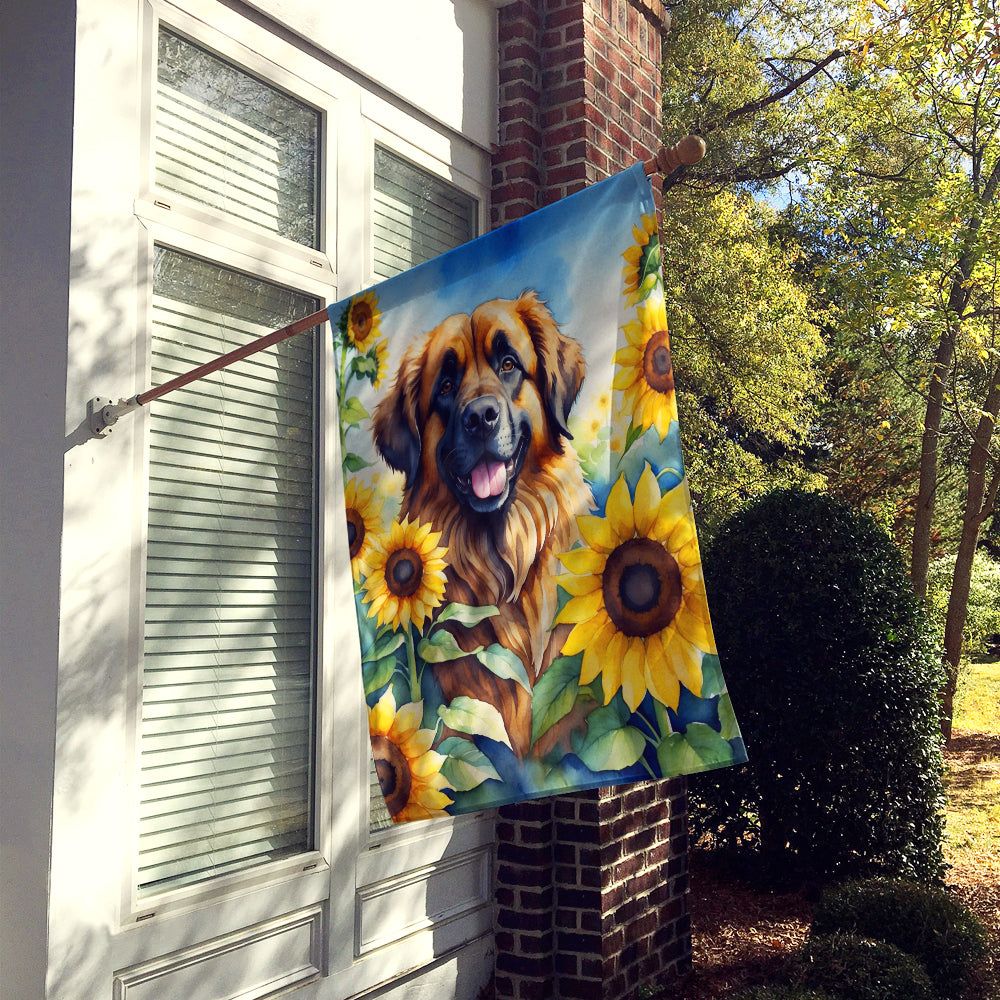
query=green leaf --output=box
[531,657,583,745]
[575,723,645,772]
[343,452,368,473]
[699,654,727,699]
[572,699,644,772]
[365,629,405,662]
[477,643,532,693]
[434,603,499,627]
[351,354,377,378]
[656,723,734,776]
[340,396,369,426]
[418,629,481,663]
[438,696,512,749]
[437,737,502,791]
[363,655,397,696]
[718,693,741,741]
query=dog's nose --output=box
[463,395,500,438]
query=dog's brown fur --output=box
[372,291,591,757]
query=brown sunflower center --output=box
[386,547,423,598]
[642,330,674,394]
[345,508,365,559]
[602,537,682,638]
[371,734,412,817]
[350,301,373,343]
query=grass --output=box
[945,659,1000,870]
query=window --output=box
[136,26,323,897]
[372,145,477,280]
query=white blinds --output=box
[138,248,318,895]
[155,28,320,248]
[372,146,478,280]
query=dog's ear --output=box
[371,344,423,488]
[516,290,585,450]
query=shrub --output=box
[791,933,934,1000]
[732,987,837,1000]
[691,489,946,882]
[811,878,988,999]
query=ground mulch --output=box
[667,733,1000,1000]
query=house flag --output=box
[329,163,747,822]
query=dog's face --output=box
[372,291,585,518]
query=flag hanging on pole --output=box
[328,163,747,822]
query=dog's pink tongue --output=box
[471,459,507,499]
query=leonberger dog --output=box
[372,290,592,758]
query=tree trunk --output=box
[910,330,955,598]
[941,376,1000,741]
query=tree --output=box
[805,0,1000,736]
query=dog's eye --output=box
[500,356,517,373]
[439,378,454,396]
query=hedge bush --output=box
[811,878,988,999]
[791,933,934,1000]
[732,987,837,1000]
[691,489,946,882]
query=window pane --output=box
[139,247,318,895]
[372,146,477,280]
[156,28,320,248]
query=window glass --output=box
[156,27,320,248]
[138,246,318,895]
[372,146,477,279]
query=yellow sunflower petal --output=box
[601,630,628,704]
[557,546,606,575]
[562,613,607,657]
[661,629,704,695]
[579,617,615,684]
[620,638,647,712]
[555,571,603,597]
[605,474,635,540]
[644,634,681,709]
[391,700,423,740]
[369,688,396,736]
[554,588,606,624]
[633,464,662,537]
[577,513,619,553]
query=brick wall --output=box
[490,3,692,998]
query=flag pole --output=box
[89,135,705,438]
[87,306,330,437]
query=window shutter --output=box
[138,248,319,895]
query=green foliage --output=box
[811,878,988,999]
[927,550,1000,657]
[790,933,934,1000]
[691,488,947,882]
[732,987,837,1000]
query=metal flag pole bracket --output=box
[88,395,141,438]
[86,306,330,438]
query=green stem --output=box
[406,630,420,702]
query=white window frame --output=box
[111,1,496,991]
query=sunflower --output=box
[371,335,389,389]
[368,688,452,822]
[361,516,449,632]
[343,477,385,583]
[554,464,716,712]
[346,290,382,351]
[621,213,661,306]
[613,293,678,441]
